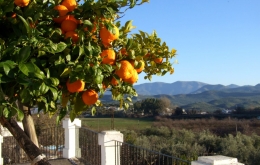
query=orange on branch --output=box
[64,15,78,24]
[54,5,69,16]
[11,13,16,18]
[54,15,78,24]
[123,69,138,84]
[65,31,79,43]
[100,24,119,44]
[120,48,128,56]
[53,15,67,24]
[61,20,77,32]
[61,0,77,12]
[66,79,85,93]
[154,57,163,64]
[14,0,30,7]
[82,89,98,106]
[111,77,120,86]
[100,49,116,65]
[115,60,135,80]
[102,83,108,90]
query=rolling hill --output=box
[100,81,260,112]
[134,81,208,95]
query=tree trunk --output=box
[0,116,51,165]
[16,101,39,147]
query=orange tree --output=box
[0,0,176,164]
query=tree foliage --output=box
[134,97,172,115]
[0,0,177,122]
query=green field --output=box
[80,118,154,132]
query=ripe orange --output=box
[54,5,69,16]
[102,83,107,89]
[100,49,116,65]
[61,0,77,12]
[100,24,119,44]
[53,16,67,24]
[14,0,30,7]
[65,31,79,43]
[120,48,128,56]
[144,53,151,59]
[64,15,78,24]
[29,21,38,28]
[123,69,138,84]
[115,60,135,80]
[11,13,16,18]
[53,15,78,24]
[61,20,77,32]
[154,57,163,64]
[131,60,145,73]
[66,79,85,93]
[111,77,119,86]
[82,89,98,105]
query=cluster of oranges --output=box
[13,0,147,107]
[53,0,79,43]
[58,0,144,106]
[14,0,30,7]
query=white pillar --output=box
[98,130,123,165]
[0,135,3,165]
[191,155,244,165]
[62,118,81,158]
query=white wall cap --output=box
[62,118,81,128]
[197,155,244,165]
[191,161,210,165]
[98,130,123,146]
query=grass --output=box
[80,117,154,132]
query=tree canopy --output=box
[0,0,177,122]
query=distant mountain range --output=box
[133,81,260,95]
[101,81,260,111]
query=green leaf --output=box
[18,62,42,78]
[45,68,50,78]
[20,88,32,103]
[49,87,58,100]
[39,82,49,94]
[0,60,16,76]
[60,68,71,77]
[94,75,104,84]
[17,46,31,63]
[50,77,60,86]
[91,106,96,116]
[3,107,9,118]
[141,0,149,4]
[70,110,76,122]
[74,94,86,114]
[17,15,32,36]
[83,20,92,26]
[55,42,67,53]
[126,97,132,102]
[130,0,136,8]
[14,107,24,121]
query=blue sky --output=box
[117,0,260,86]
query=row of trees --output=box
[133,97,174,116]
[121,126,260,165]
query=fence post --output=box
[62,118,81,158]
[98,130,123,165]
[191,155,244,165]
[0,135,3,165]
